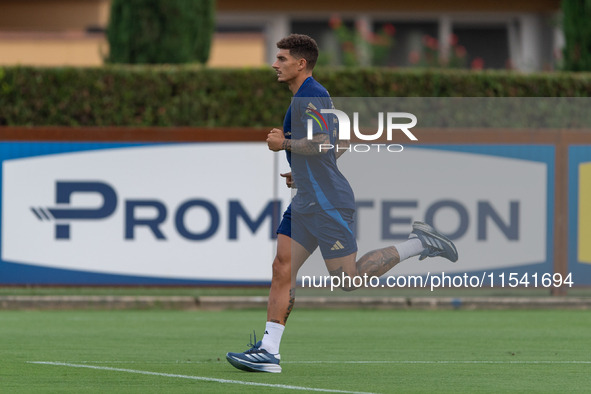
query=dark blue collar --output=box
[296,76,314,94]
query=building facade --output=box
[0,0,563,71]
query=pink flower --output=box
[422,35,431,46]
[455,45,466,58]
[471,57,484,70]
[383,23,396,37]
[329,15,342,30]
[449,33,458,46]
[408,50,420,64]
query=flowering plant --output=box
[409,34,484,70]
[328,15,396,66]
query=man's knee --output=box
[272,253,290,279]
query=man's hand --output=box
[266,128,285,152]
[280,172,295,188]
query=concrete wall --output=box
[0,32,106,67]
[0,0,265,67]
[0,0,109,31]
[0,32,265,67]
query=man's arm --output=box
[281,133,330,155]
[267,128,329,156]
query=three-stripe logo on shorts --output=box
[331,240,345,251]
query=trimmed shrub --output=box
[1,66,591,126]
[107,0,215,64]
[562,0,591,71]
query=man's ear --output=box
[298,58,307,71]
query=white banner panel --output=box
[298,146,549,279]
[1,142,551,284]
[2,143,292,282]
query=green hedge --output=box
[2,66,591,126]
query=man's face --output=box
[272,49,303,83]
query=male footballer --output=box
[226,34,458,373]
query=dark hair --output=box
[276,34,319,70]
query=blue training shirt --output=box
[283,76,355,214]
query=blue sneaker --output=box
[226,333,281,373]
[412,221,458,262]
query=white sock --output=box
[394,235,424,262]
[260,322,285,355]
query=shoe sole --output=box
[226,354,282,373]
[412,221,458,262]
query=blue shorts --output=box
[276,204,358,259]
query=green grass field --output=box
[2,285,591,297]
[2,309,590,393]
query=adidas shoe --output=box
[411,221,458,262]
[226,333,281,373]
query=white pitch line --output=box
[283,361,591,364]
[30,360,591,365]
[31,361,210,364]
[27,362,379,394]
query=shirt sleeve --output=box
[299,97,329,136]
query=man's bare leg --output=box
[325,221,459,291]
[267,234,310,324]
[324,246,403,291]
[260,234,310,354]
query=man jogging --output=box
[226,34,458,373]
